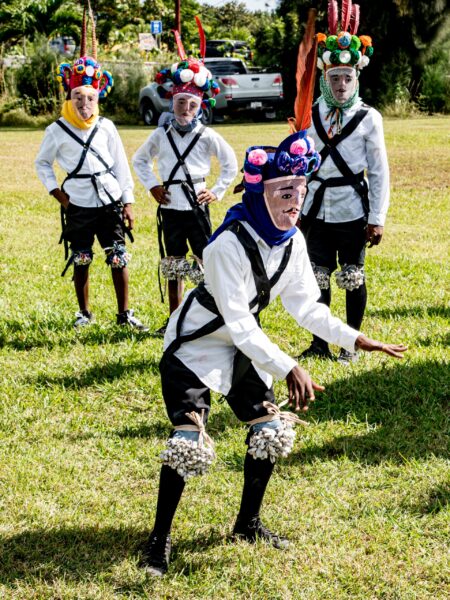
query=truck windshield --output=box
[206,61,247,76]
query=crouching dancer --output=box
[142,130,407,576]
[35,5,147,331]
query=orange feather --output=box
[292,9,318,133]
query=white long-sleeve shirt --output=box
[164,222,360,394]
[132,122,238,209]
[35,116,135,207]
[302,98,390,226]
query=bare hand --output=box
[356,334,407,358]
[150,185,171,205]
[197,189,217,205]
[51,188,70,209]
[286,365,325,412]
[366,224,384,247]
[123,204,135,230]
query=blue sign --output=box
[151,20,162,35]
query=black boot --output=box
[299,336,333,359]
[233,515,289,550]
[233,452,289,549]
[142,531,172,576]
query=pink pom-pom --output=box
[290,139,308,156]
[248,149,268,166]
[244,172,263,184]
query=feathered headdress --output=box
[154,16,220,111]
[317,0,373,72]
[55,0,113,99]
[240,9,320,193]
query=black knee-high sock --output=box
[346,282,367,331]
[151,465,186,536]
[312,287,332,347]
[237,453,275,522]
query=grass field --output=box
[0,117,449,599]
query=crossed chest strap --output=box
[164,221,293,358]
[305,104,370,221]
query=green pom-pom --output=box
[365,46,374,58]
[350,35,361,51]
[350,49,360,64]
[326,35,338,51]
[178,60,189,70]
[209,98,216,108]
[330,49,341,64]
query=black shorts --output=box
[159,353,275,427]
[161,208,210,258]
[302,218,367,273]
[64,203,125,252]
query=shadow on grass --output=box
[366,304,449,320]
[29,358,160,389]
[290,359,449,465]
[402,480,450,516]
[0,526,227,585]
[0,526,141,584]
[0,316,158,351]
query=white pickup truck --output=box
[138,57,283,125]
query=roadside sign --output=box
[150,20,162,35]
[139,33,157,51]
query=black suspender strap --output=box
[163,222,293,358]
[163,125,212,241]
[304,104,370,223]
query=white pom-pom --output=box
[171,63,178,74]
[317,57,324,70]
[358,55,370,69]
[322,51,332,65]
[194,72,207,87]
[180,68,194,83]
[339,50,351,64]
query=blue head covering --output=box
[209,130,321,247]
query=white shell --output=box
[322,50,332,65]
[339,50,351,64]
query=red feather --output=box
[195,16,206,60]
[328,0,338,35]
[172,29,187,61]
[341,0,352,32]
[350,4,360,35]
[292,9,318,132]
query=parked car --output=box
[138,58,283,126]
[49,36,76,56]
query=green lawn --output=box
[0,118,449,599]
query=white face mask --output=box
[327,67,357,104]
[172,94,202,126]
[263,176,307,231]
[71,86,98,120]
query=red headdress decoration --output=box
[55,0,113,99]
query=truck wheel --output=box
[141,100,158,126]
[201,103,214,125]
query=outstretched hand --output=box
[286,365,325,412]
[356,334,407,358]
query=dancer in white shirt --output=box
[132,20,237,335]
[300,1,389,364]
[35,5,147,331]
[141,14,406,571]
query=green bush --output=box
[419,46,450,114]
[14,42,62,116]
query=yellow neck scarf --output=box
[61,100,99,130]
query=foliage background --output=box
[0,0,449,125]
